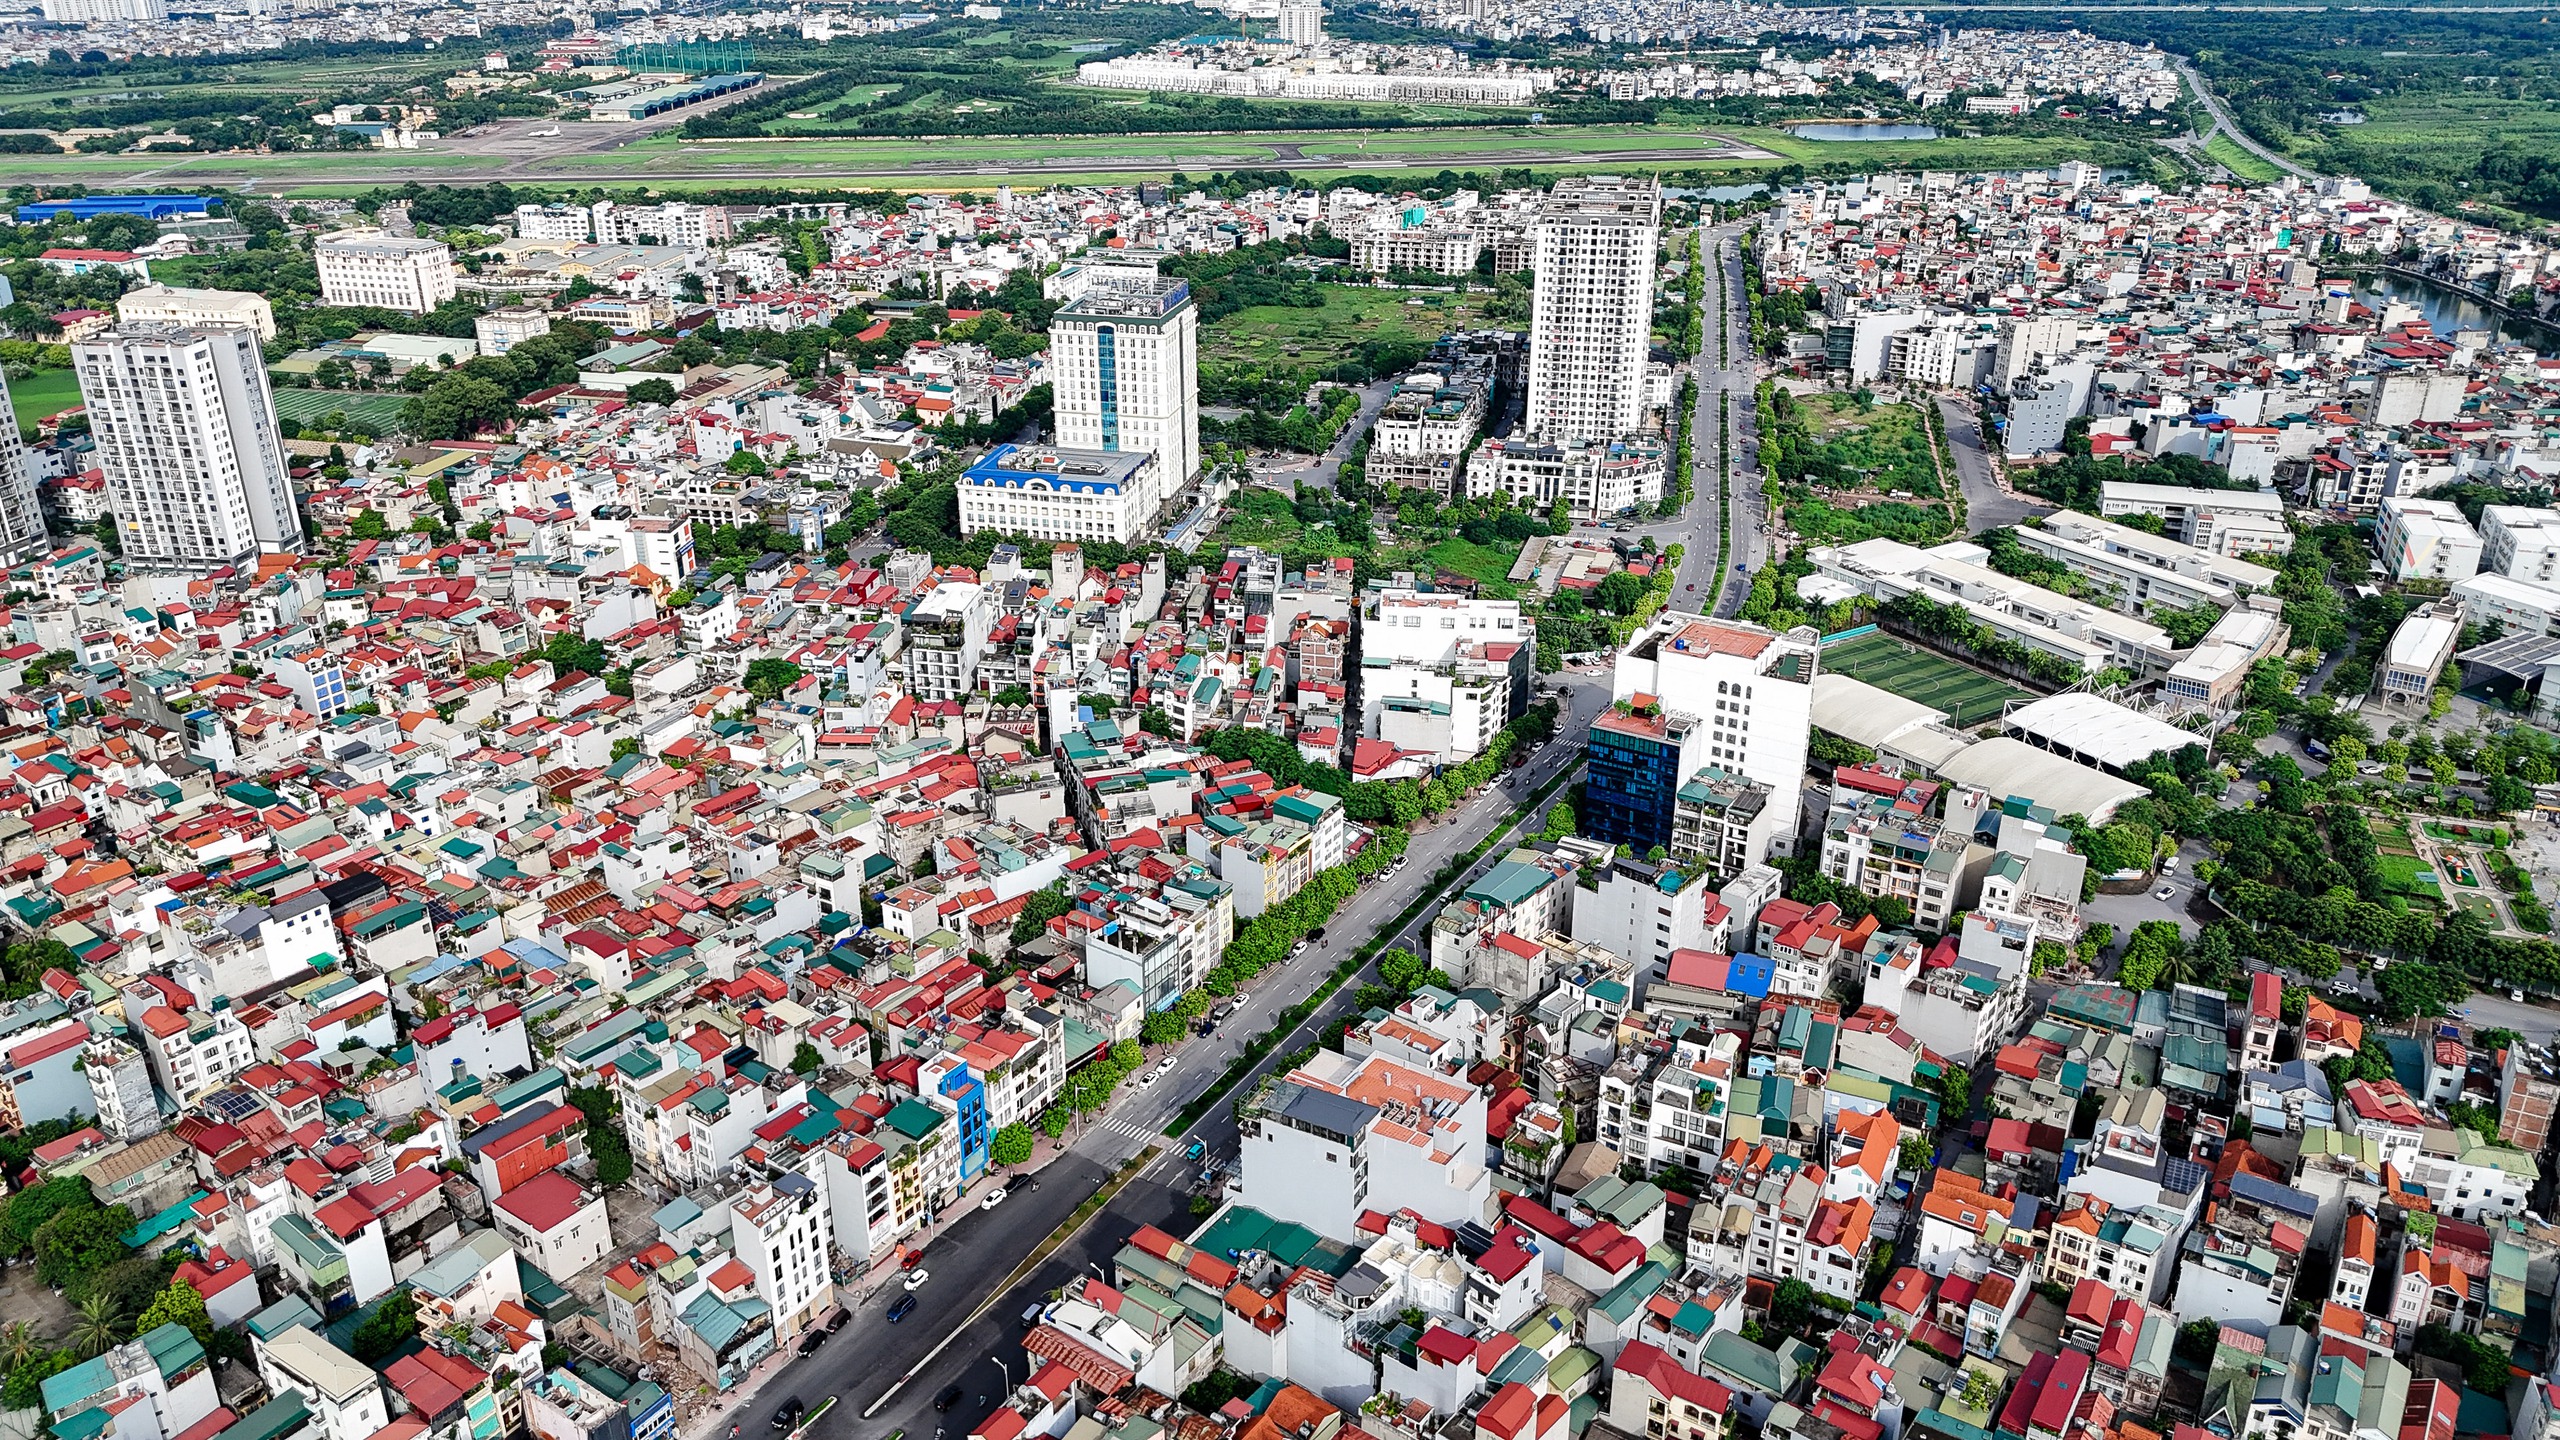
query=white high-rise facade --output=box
[1526,175,1660,445]
[1050,271,1201,495]
[75,326,304,572]
[1278,0,1324,45]
[314,230,458,313]
[0,372,48,563]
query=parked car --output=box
[797,1330,826,1357]
[771,1399,805,1431]
[904,1268,932,1291]
[888,1295,918,1323]
[2155,887,2176,900]
[935,1388,964,1414]
[980,1188,1008,1210]
[826,1309,850,1333]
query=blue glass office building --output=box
[1583,703,1698,855]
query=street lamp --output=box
[991,1357,1013,1393]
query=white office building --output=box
[1049,270,1200,492]
[2098,481,2293,559]
[1609,611,1819,794]
[115,285,277,341]
[0,373,45,564]
[1526,175,1660,445]
[314,230,458,313]
[2480,505,2560,585]
[2377,496,2482,583]
[75,326,303,573]
[959,444,1161,543]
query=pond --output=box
[2358,270,2555,347]
[1665,183,1770,202]
[1790,123,1940,142]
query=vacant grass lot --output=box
[1819,630,2028,727]
[1799,393,1941,499]
[7,369,79,437]
[1207,285,1498,372]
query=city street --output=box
[1655,221,1761,620]
[1937,395,2049,532]
[748,673,1615,1440]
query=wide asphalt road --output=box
[768,672,1615,1440]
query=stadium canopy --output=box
[2002,692,2201,774]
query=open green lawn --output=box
[2201,131,2281,183]
[1207,285,1498,372]
[1819,630,2027,727]
[2370,816,2446,902]
[7,368,79,437]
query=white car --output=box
[1155,1056,1177,1076]
[2330,980,2356,995]
[980,1188,1007,1211]
[903,1269,931,1291]
[2155,887,2176,900]
[1139,1069,1160,1087]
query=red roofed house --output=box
[492,1170,611,1278]
[1607,1341,1735,1440]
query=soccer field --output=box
[270,390,410,433]
[1821,631,2029,727]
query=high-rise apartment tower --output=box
[74,325,303,572]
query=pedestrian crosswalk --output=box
[1097,1116,1159,1143]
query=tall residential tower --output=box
[0,373,49,564]
[1526,175,1661,445]
[74,325,303,572]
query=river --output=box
[2359,270,2553,346]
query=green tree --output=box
[65,1293,125,1358]
[1595,570,1647,616]
[133,1279,213,1349]
[347,1289,418,1364]
[990,1124,1035,1168]
[1768,1277,1817,1335]
[2,1349,72,1409]
[790,1041,822,1074]
[1378,948,1425,993]
[744,658,806,698]
[34,1202,132,1290]
[0,1176,90,1255]
[626,378,678,405]
[348,509,390,541]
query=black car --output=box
[797,1330,826,1357]
[888,1295,918,1323]
[826,1309,851,1334]
[935,1387,965,1414]
[771,1398,805,1431]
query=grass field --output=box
[1798,394,1941,499]
[1820,631,2027,727]
[2371,816,2445,904]
[1207,286,1498,372]
[271,389,409,431]
[1415,538,1523,598]
[2201,131,2281,183]
[7,369,80,437]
